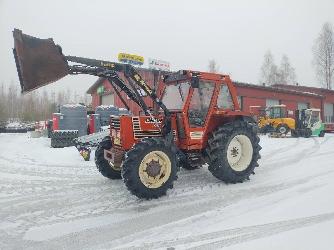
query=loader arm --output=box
[66,56,170,117]
[12,29,172,136]
[67,58,172,136]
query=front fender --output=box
[99,136,112,150]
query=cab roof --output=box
[163,70,230,83]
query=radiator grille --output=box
[132,117,161,139]
[110,116,120,130]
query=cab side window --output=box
[217,85,234,109]
[188,81,215,127]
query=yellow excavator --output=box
[257,105,295,135]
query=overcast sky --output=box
[1,0,334,95]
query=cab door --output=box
[184,80,216,149]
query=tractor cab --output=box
[303,109,324,135]
[304,109,321,127]
[266,105,287,119]
[161,70,243,150]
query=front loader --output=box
[257,105,295,135]
[12,29,261,199]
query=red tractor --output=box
[13,29,261,199]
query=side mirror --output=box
[191,77,199,88]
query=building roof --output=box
[234,81,324,98]
[273,84,334,94]
[86,71,324,99]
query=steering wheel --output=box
[188,110,204,126]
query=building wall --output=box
[273,84,334,122]
[89,73,328,119]
[236,85,322,117]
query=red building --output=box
[273,84,334,123]
[234,82,323,117]
[86,69,334,123]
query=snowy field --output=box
[1,133,334,250]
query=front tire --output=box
[95,145,121,179]
[122,138,178,199]
[303,128,312,138]
[276,124,289,135]
[206,121,261,183]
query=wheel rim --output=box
[108,161,121,171]
[138,151,171,188]
[227,135,253,172]
[278,126,287,134]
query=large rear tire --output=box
[206,121,261,184]
[122,138,178,199]
[95,145,121,179]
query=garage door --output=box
[324,103,334,123]
[297,102,309,111]
[101,94,114,106]
[266,99,279,107]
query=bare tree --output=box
[260,50,278,85]
[208,59,220,73]
[313,22,334,89]
[279,55,296,84]
[0,82,9,123]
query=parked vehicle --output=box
[257,105,295,135]
[291,109,325,137]
[12,29,261,199]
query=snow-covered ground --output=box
[0,133,334,250]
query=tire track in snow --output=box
[7,171,332,250]
[120,212,334,250]
[262,137,329,170]
[261,137,300,160]
[4,160,333,241]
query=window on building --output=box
[266,99,280,107]
[297,102,309,111]
[324,103,334,123]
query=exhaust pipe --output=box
[13,29,69,93]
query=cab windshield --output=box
[161,81,190,110]
[267,106,286,119]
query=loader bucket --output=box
[13,29,69,93]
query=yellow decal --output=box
[133,74,152,94]
[114,137,121,145]
[118,53,144,65]
[100,62,115,68]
